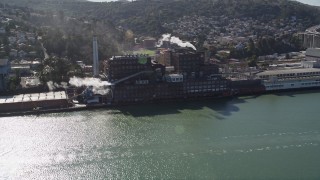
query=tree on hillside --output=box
[43,28,66,56]
[39,56,71,83]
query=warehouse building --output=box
[0,91,69,112]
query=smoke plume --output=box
[157,33,197,50]
[69,77,111,95]
[47,81,68,91]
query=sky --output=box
[87,0,320,6]
[295,0,320,6]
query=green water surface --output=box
[1,91,320,179]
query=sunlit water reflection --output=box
[1,92,320,179]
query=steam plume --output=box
[69,77,111,95]
[47,81,68,91]
[69,77,111,87]
[47,81,54,91]
[157,33,196,50]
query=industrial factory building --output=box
[0,91,70,112]
[105,55,152,82]
[142,37,157,49]
[103,48,230,104]
[171,50,205,79]
[156,49,172,66]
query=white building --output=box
[305,48,320,61]
[166,74,184,83]
[303,48,320,68]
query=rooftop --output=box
[0,91,67,104]
[111,55,149,60]
[257,68,320,76]
[306,48,320,57]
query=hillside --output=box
[2,0,320,60]
[1,0,320,85]
[2,0,320,36]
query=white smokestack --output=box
[93,36,99,77]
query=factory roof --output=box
[306,48,320,57]
[256,68,320,76]
[0,91,67,104]
[111,55,149,60]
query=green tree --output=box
[40,57,71,83]
[248,55,257,67]
[7,70,21,91]
[246,38,256,57]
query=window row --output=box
[302,82,320,86]
[266,85,284,88]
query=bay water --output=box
[1,91,320,179]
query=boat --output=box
[256,68,320,91]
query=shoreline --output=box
[1,88,320,117]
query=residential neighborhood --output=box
[163,15,306,48]
[0,9,45,91]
